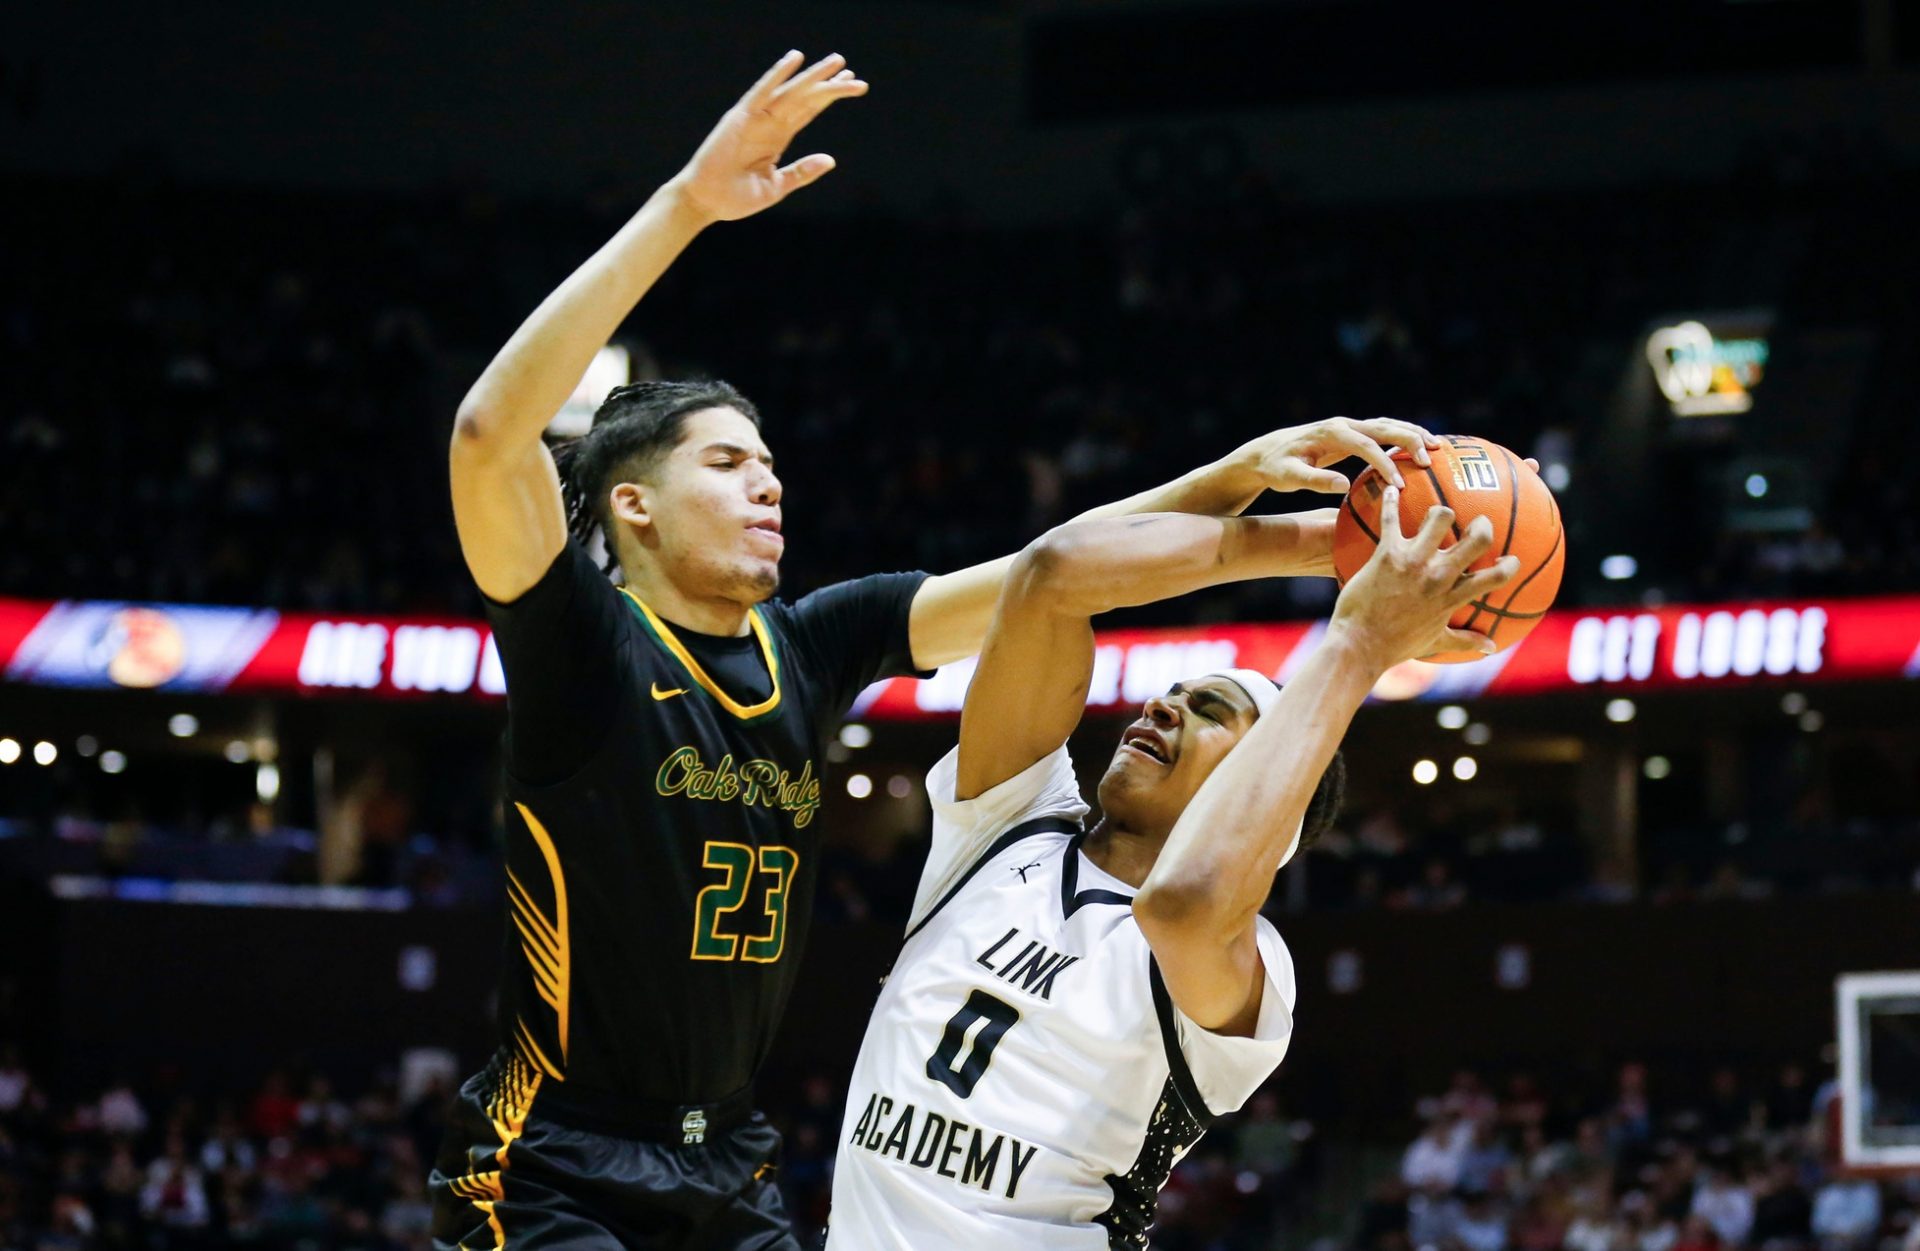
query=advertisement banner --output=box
[2,594,1915,715]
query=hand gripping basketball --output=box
[1331,489,1520,669]
[1332,435,1566,663]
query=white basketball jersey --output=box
[828,746,1297,1250]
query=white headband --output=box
[1211,667,1283,718]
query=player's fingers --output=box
[1294,465,1351,494]
[1348,418,1433,469]
[773,52,848,103]
[771,153,837,198]
[1524,457,1541,473]
[1428,628,1498,659]
[1409,503,1455,559]
[1333,429,1406,490]
[1377,484,1403,548]
[745,50,805,107]
[791,76,870,126]
[1449,557,1520,607]
[1439,516,1495,575]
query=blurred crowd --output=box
[1366,1062,1919,1251]
[0,1042,1315,1251]
[9,1041,1913,1251]
[0,1049,448,1250]
[3,159,1916,624]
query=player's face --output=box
[628,406,785,604]
[1095,677,1259,836]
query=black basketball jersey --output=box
[476,541,928,1120]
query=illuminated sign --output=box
[1,593,1914,711]
[0,601,504,701]
[1646,319,1769,417]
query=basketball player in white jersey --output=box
[828,488,1517,1249]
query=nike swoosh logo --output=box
[651,682,689,701]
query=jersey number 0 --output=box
[925,989,1021,1098]
[691,842,799,963]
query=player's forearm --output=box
[1137,628,1378,933]
[1068,452,1265,524]
[1019,512,1329,619]
[452,185,711,456]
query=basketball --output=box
[1332,435,1566,664]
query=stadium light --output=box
[887,775,912,798]
[1799,710,1825,733]
[100,751,128,775]
[1600,555,1638,581]
[839,723,873,749]
[846,773,873,799]
[1544,463,1571,491]
[75,735,99,758]
[1436,705,1469,730]
[168,713,199,738]
[256,762,281,802]
[1452,756,1478,781]
[0,739,18,765]
[1464,723,1492,746]
[1412,759,1438,785]
[1605,698,1637,723]
[1781,692,1807,716]
[1745,473,1769,499]
[1644,755,1672,780]
[33,741,57,766]
[224,740,252,763]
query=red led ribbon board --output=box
[2,595,1916,712]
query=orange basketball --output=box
[1331,435,1565,664]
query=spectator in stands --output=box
[1456,1189,1513,1251]
[247,1069,300,1140]
[1691,1165,1757,1247]
[1749,1157,1813,1248]
[139,1131,211,1233]
[95,1077,147,1138]
[1443,1070,1501,1125]
[1567,1189,1627,1251]
[1810,1174,1882,1251]
[1611,1063,1655,1148]
[1404,1112,1469,1191]
[1674,1213,1725,1251]
[1460,1118,1517,1194]
[1511,1181,1574,1251]
[1623,1190,1679,1251]
[0,1047,37,1118]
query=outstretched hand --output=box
[1330,488,1519,668]
[1231,417,1440,496]
[669,51,870,223]
[1228,419,1545,499]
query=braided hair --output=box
[550,379,763,576]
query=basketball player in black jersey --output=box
[431,49,1442,1250]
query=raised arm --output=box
[1133,491,1518,1036]
[954,511,1331,801]
[448,51,867,601]
[907,417,1440,669]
